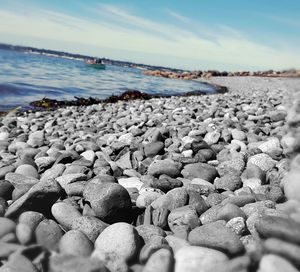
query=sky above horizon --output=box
[0,0,300,71]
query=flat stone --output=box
[188,220,244,256]
[5,179,62,219]
[255,216,300,244]
[175,246,228,272]
[148,159,182,178]
[181,163,218,182]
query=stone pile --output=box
[0,77,300,272]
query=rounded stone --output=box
[83,182,132,223]
[94,222,142,263]
[59,230,94,257]
[71,216,108,243]
[15,164,39,179]
[35,219,64,251]
[214,173,242,191]
[258,254,298,272]
[136,188,164,208]
[51,201,82,230]
[0,217,16,239]
[143,248,174,272]
[175,246,228,272]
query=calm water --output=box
[0,49,214,111]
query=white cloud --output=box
[0,4,299,70]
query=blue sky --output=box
[0,0,299,70]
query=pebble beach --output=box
[0,76,300,272]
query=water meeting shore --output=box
[0,76,300,271]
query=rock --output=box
[51,201,82,230]
[118,177,144,191]
[144,141,164,157]
[255,216,300,244]
[152,207,169,229]
[215,203,246,222]
[188,220,244,256]
[83,182,132,223]
[258,254,298,272]
[41,163,66,182]
[168,205,200,235]
[231,129,246,141]
[139,236,169,263]
[0,165,16,180]
[5,179,62,219]
[148,159,182,178]
[258,137,281,154]
[248,154,276,172]
[253,185,284,202]
[59,230,94,257]
[35,219,64,251]
[136,187,164,208]
[151,188,188,211]
[181,163,218,182]
[226,217,246,236]
[0,218,16,239]
[263,238,300,267]
[143,248,174,272]
[81,150,96,162]
[49,254,109,272]
[0,197,7,216]
[71,216,109,242]
[284,156,300,202]
[269,110,287,121]
[136,225,166,243]
[93,222,142,263]
[204,131,221,145]
[214,173,242,191]
[0,180,14,200]
[165,235,190,253]
[27,130,44,147]
[56,173,87,189]
[175,246,228,272]
[148,175,183,192]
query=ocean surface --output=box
[0,49,215,111]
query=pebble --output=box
[214,173,242,191]
[83,182,132,223]
[148,159,182,178]
[175,246,228,272]
[188,220,244,256]
[59,230,94,257]
[181,162,218,182]
[93,222,142,263]
[143,248,174,272]
[0,218,16,239]
[258,254,299,272]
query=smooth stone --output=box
[144,141,164,157]
[214,173,242,191]
[258,254,299,272]
[0,218,16,239]
[56,173,87,189]
[243,178,262,190]
[27,130,44,147]
[168,205,200,234]
[136,225,166,243]
[0,165,15,179]
[139,236,169,264]
[81,150,96,162]
[181,163,218,183]
[49,254,109,272]
[241,163,266,183]
[204,131,221,145]
[71,216,109,243]
[151,188,188,211]
[51,202,82,230]
[118,177,144,191]
[16,223,34,245]
[188,220,244,256]
[35,219,64,251]
[0,197,7,216]
[116,151,132,170]
[187,186,209,215]
[231,129,246,141]
[215,203,246,222]
[148,175,183,192]
[152,207,170,229]
[5,179,62,219]
[0,241,25,259]
[94,222,142,263]
[253,185,283,202]
[221,195,256,207]
[83,182,132,223]
[0,180,14,200]
[255,216,300,244]
[242,200,275,217]
[264,238,300,267]
[258,137,281,154]
[284,170,300,202]
[15,164,39,179]
[165,235,190,253]
[59,230,94,257]
[40,163,66,182]
[143,248,174,272]
[175,246,228,272]
[148,159,182,178]
[35,156,56,172]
